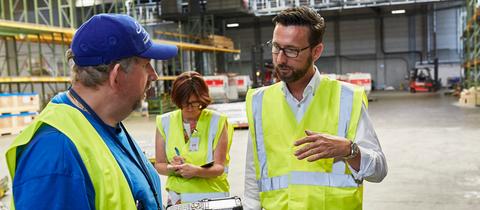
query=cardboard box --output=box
[16,93,40,112]
[0,114,16,135]
[0,94,16,114]
[15,112,37,128]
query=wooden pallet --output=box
[200,35,235,50]
[0,176,8,198]
[0,127,22,136]
[0,107,39,115]
[214,44,234,50]
[0,113,36,136]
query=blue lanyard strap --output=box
[68,88,161,209]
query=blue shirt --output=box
[13,92,163,210]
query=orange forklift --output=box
[409,59,441,93]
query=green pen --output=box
[174,147,181,156]
[174,147,183,164]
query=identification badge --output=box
[189,137,200,152]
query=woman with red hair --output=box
[154,71,232,206]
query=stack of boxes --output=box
[206,0,250,14]
[201,35,235,50]
[459,87,480,107]
[0,93,39,135]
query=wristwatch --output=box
[344,142,360,160]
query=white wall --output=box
[339,19,376,55]
[223,5,462,88]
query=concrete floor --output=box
[1,91,480,209]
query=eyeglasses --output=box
[266,40,311,58]
[182,101,202,109]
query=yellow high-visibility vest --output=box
[246,76,367,210]
[157,109,233,203]
[6,103,136,210]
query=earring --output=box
[199,105,203,109]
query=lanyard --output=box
[68,88,161,210]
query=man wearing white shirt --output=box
[244,6,387,210]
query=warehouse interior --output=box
[0,0,479,209]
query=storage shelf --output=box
[0,19,240,53]
[0,76,177,83]
[464,0,480,90]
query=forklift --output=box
[409,58,441,93]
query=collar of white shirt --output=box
[281,66,321,104]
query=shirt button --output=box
[297,104,301,108]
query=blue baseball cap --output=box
[71,14,178,66]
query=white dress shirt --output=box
[243,68,388,210]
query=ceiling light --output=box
[392,9,405,14]
[227,23,239,28]
[76,0,116,7]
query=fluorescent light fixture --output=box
[227,23,239,28]
[76,0,116,7]
[391,9,405,14]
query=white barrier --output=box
[320,73,372,95]
[347,73,372,95]
[204,75,228,102]
[204,75,238,102]
[204,75,251,102]
[234,75,251,97]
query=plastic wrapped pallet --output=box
[0,114,16,135]
[15,93,40,113]
[0,93,16,113]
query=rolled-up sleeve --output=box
[348,105,388,183]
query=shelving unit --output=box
[250,0,445,16]
[463,0,480,106]
[0,0,241,112]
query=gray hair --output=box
[66,49,138,88]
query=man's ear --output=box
[312,43,324,61]
[109,63,122,91]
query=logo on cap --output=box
[135,21,150,45]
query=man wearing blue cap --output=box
[5,14,178,210]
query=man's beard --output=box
[132,80,152,111]
[133,98,143,111]
[275,56,312,83]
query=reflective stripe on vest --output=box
[332,86,354,174]
[257,172,358,192]
[251,83,358,192]
[180,192,230,203]
[206,114,221,163]
[251,89,268,179]
[161,112,171,147]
